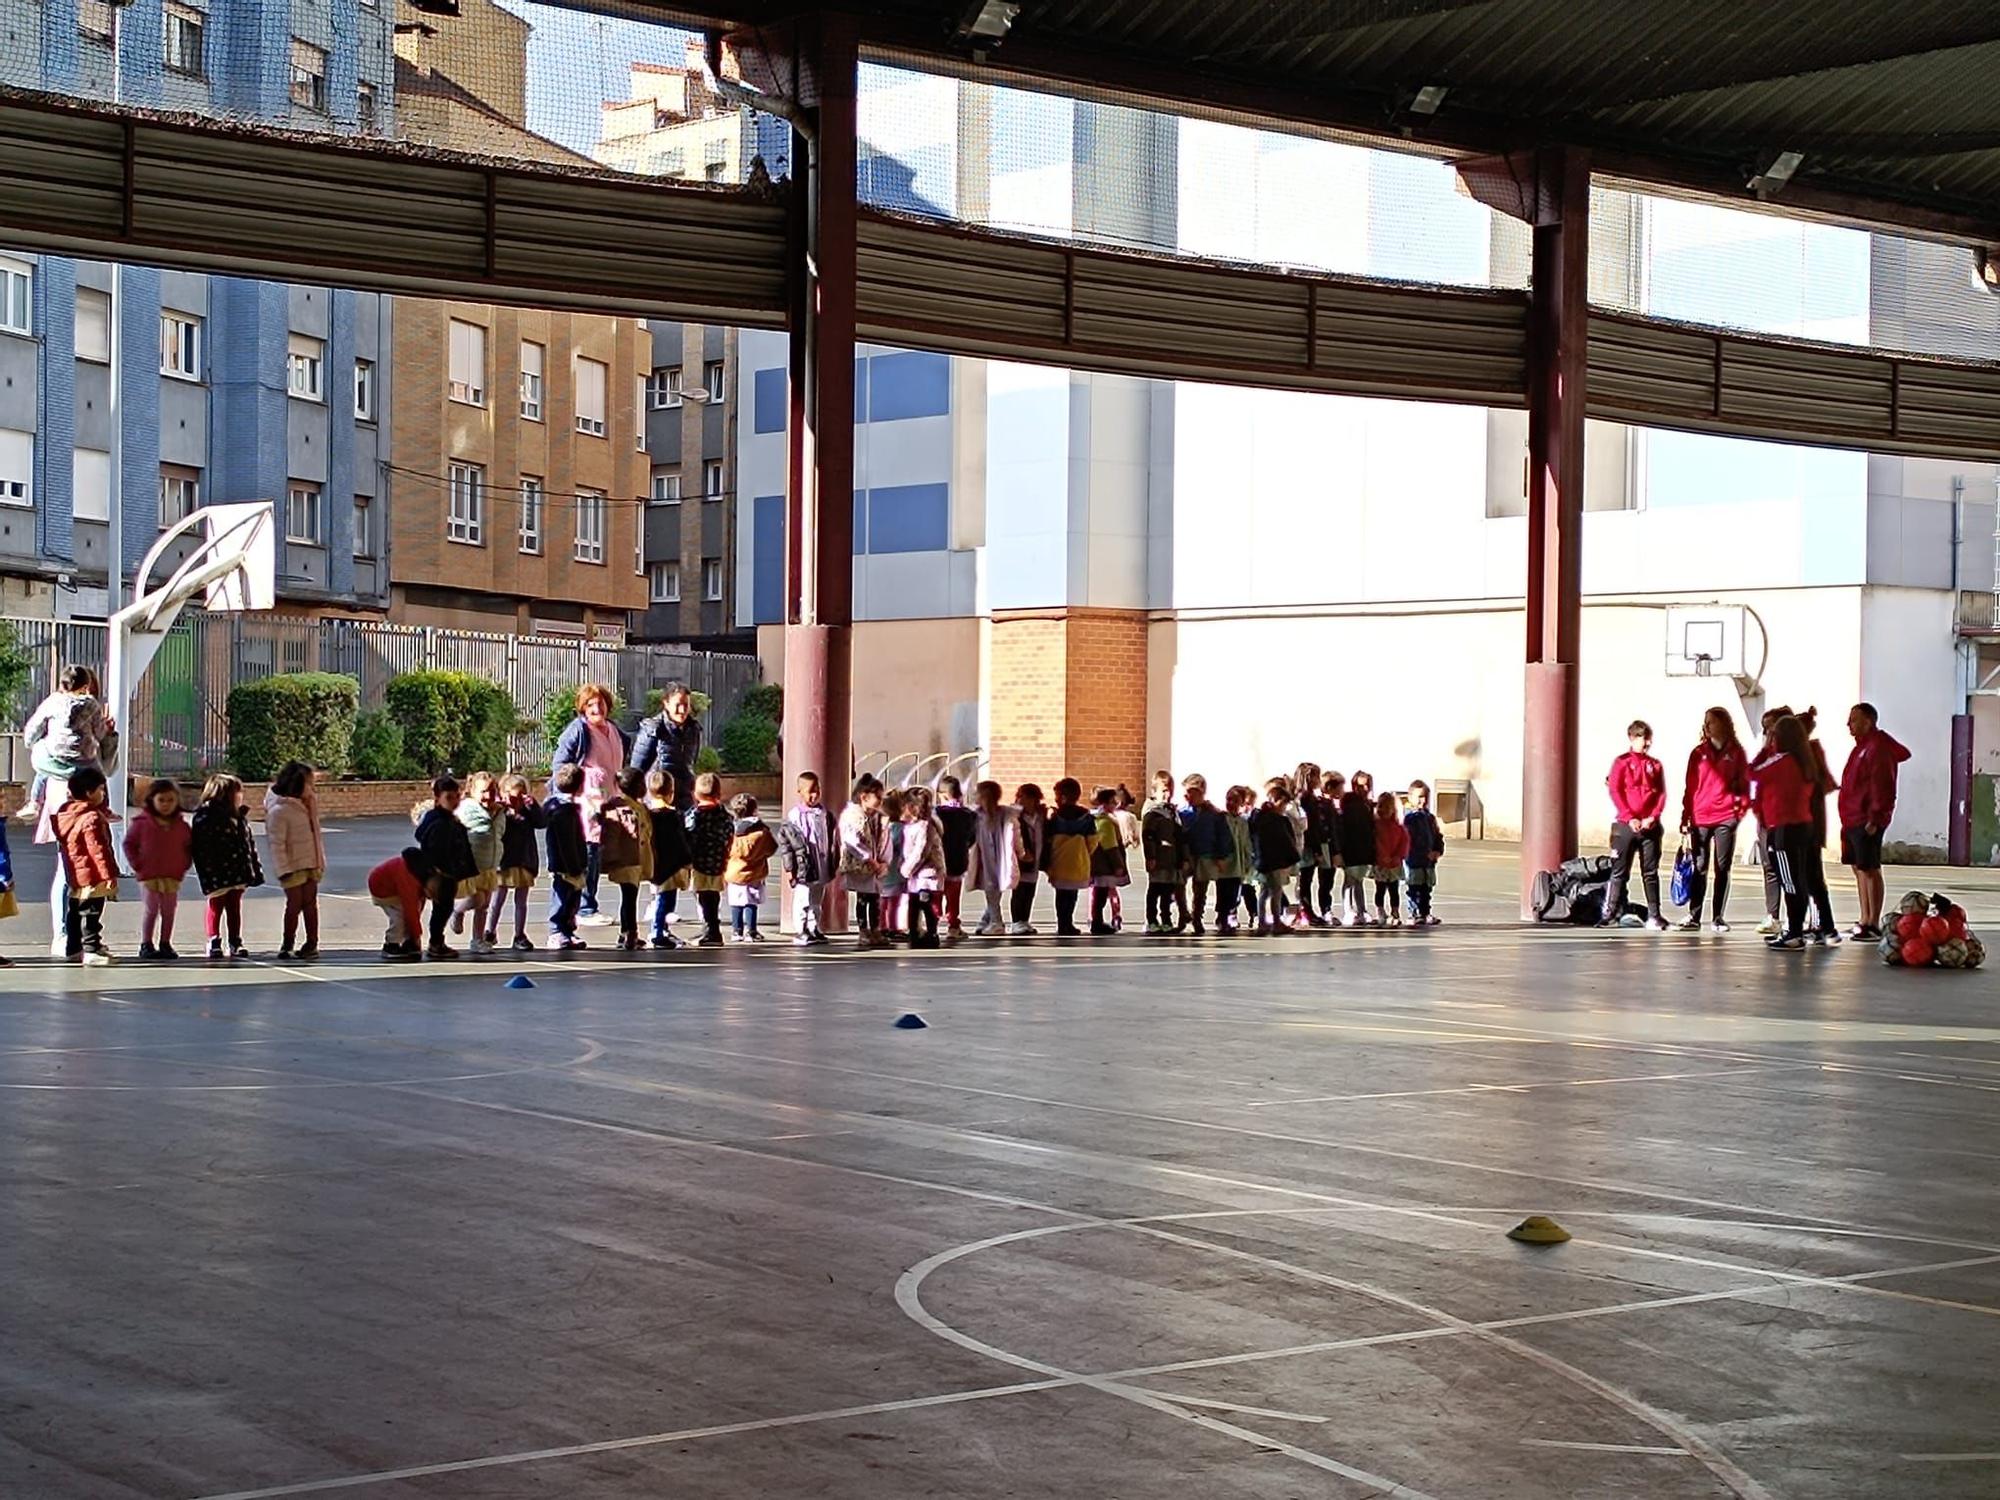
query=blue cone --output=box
[505,974,537,990]
[893,1012,928,1030]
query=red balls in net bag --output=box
[1902,937,1935,967]
[1920,916,1951,944]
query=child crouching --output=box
[369,846,432,959]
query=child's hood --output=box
[732,815,768,837]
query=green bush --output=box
[0,622,35,713]
[348,710,414,781]
[225,672,360,781]
[541,688,626,757]
[718,710,779,773]
[386,670,517,776]
[694,745,721,774]
[738,682,783,723]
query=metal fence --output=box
[0,612,761,780]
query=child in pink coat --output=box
[123,778,193,960]
[899,785,946,949]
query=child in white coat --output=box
[967,779,1023,935]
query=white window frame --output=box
[73,448,111,523]
[650,473,681,505]
[649,561,680,603]
[286,333,323,400]
[447,460,485,546]
[573,356,607,437]
[702,558,723,601]
[703,360,725,402]
[353,357,376,421]
[79,0,115,41]
[161,311,202,380]
[353,495,375,559]
[159,465,199,529]
[647,366,682,409]
[448,319,485,407]
[0,428,34,508]
[163,2,205,76]
[289,38,327,112]
[356,79,377,129]
[0,258,31,337]
[635,376,647,451]
[285,481,323,545]
[75,289,111,363]
[519,340,543,421]
[573,488,606,564]
[518,474,543,555]
[703,459,724,497]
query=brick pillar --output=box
[988,607,1148,794]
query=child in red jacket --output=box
[1601,719,1668,930]
[368,847,432,960]
[54,766,119,965]
[1371,792,1412,925]
[123,778,193,960]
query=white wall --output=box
[1858,587,1960,853]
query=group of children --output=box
[2,744,1446,964]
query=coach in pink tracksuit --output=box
[1601,719,1669,930]
[1836,702,1910,941]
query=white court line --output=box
[1243,1064,1785,1107]
[1521,1439,1688,1455]
[1900,1452,2000,1463]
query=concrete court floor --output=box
[2,821,1998,1499]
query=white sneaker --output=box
[579,911,615,927]
[1644,916,1670,932]
[81,950,114,967]
[1709,921,1730,935]
[469,935,495,955]
[1006,922,1035,936]
[1755,916,1779,935]
[51,937,69,958]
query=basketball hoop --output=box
[1694,654,1713,678]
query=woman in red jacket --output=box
[1601,720,1668,930]
[1752,715,1819,951]
[1678,707,1750,932]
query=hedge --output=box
[386,670,518,776]
[225,673,360,781]
[348,709,414,781]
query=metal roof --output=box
[640,0,2000,243]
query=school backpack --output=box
[1532,857,1618,925]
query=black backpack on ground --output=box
[1532,854,1619,924]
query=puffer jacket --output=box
[55,798,118,889]
[457,798,505,875]
[123,809,193,884]
[262,790,327,880]
[191,801,264,894]
[723,816,777,886]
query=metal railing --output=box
[858,747,986,791]
[0,611,761,779]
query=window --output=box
[161,312,201,379]
[703,360,725,401]
[518,475,543,554]
[0,429,32,507]
[79,0,114,41]
[286,333,323,400]
[447,461,484,544]
[356,80,377,129]
[649,561,680,602]
[635,514,645,575]
[0,258,29,336]
[159,465,199,528]
[647,366,682,409]
[519,340,543,420]
[574,356,607,436]
[573,488,606,563]
[650,473,681,504]
[448,319,485,406]
[656,147,686,176]
[73,448,110,523]
[163,2,205,75]
[353,495,374,558]
[704,161,727,183]
[353,358,376,421]
[289,40,327,111]
[75,289,110,363]
[635,377,647,450]
[702,558,723,601]
[285,482,323,545]
[703,459,724,497]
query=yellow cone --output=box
[1506,1215,1572,1245]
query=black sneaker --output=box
[158,943,180,961]
[137,941,159,961]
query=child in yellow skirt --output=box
[451,771,504,954]
[685,771,733,947]
[601,768,653,950]
[489,773,544,953]
[264,761,327,961]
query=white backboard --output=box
[1665,605,1748,678]
[201,501,277,612]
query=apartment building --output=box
[0,0,395,617]
[596,58,779,647]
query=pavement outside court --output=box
[2,818,1998,1498]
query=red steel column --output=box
[1520,148,1589,916]
[781,14,858,825]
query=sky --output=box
[497,0,697,157]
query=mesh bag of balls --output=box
[1879,892,1985,969]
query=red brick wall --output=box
[988,608,1147,795]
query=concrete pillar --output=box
[776,15,858,808]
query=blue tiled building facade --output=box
[0,0,394,615]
